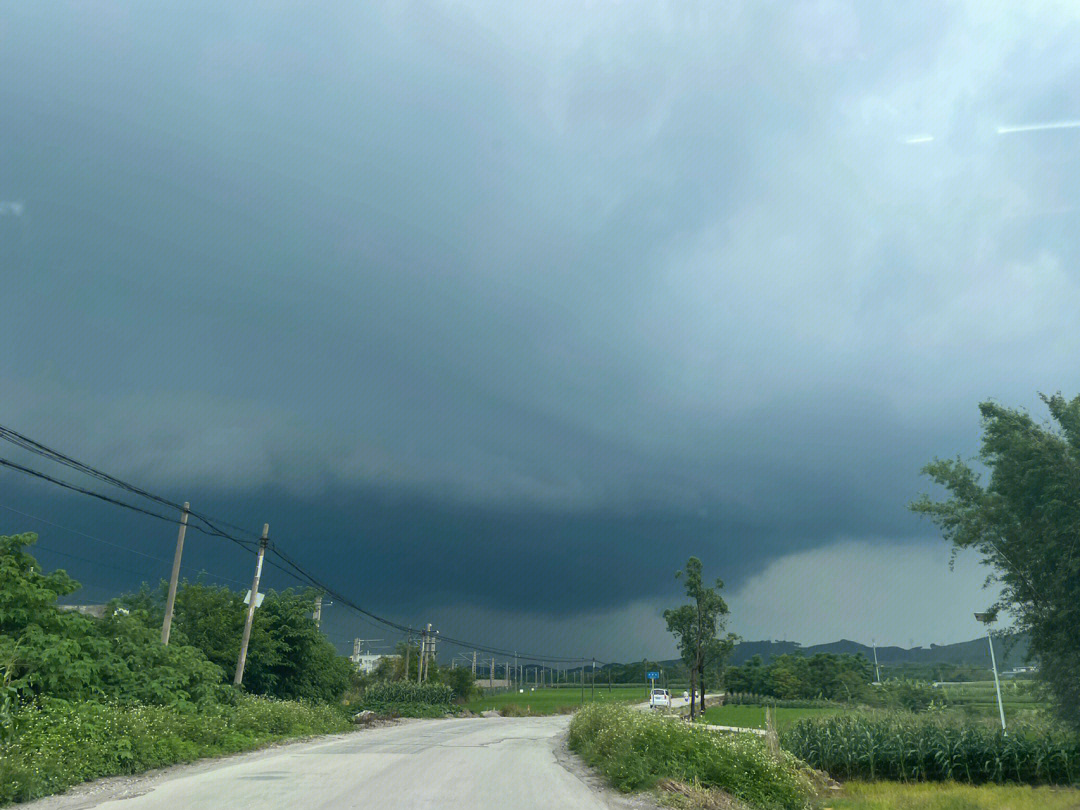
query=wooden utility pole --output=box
[234,524,269,686]
[160,501,190,645]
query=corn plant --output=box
[780,711,1080,785]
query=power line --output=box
[0,425,259,547]
[0,502,251,587]
[0,423,598,666]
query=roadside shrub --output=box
[0,695,351,804]
[356,686,453,717]
[781,712,1080,785]
[569,703,813,810]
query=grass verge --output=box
[827,780,1080,810]
[0,695,351,805]
[569,703,815,810]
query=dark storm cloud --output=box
[3,1,1080,652]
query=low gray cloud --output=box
[2,1,1079,651]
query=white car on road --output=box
[649,688,671,709]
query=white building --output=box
[351,653,397,674]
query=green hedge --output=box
[0,695,351,805]
[569,703,813,810]
[781,712,1080,785]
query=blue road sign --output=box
[647,671,660,680]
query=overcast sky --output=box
[2,1,1079,661]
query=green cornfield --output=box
[361,682,454,706]
[781,712,1080,785]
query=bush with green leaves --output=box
[569,703,813,810]
[781,711,1080,785]
[862,679,949,713]
[438,665,477,701]
[121,580,354,704]
[361,681,454,706]
[0,533,225,709]
[0,694,350,804]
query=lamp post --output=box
[975,612,1007,734]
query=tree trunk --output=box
[688,667,698,720]
[698,664,707,714]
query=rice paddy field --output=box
[700,703,844,730]
[463,684,647,715]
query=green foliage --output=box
[863,680,950,713]
[1,534,352,709]
[725,653,873,702]
[0,534,224,709]
[569,703,813,809]
[438,665,476,701]
[912,394,1080,730]
[781,712,1080,785]
[465,684,642,715]
[724,694,842,709]
[700,704,843,731]
[830,780,1080,810]
[359,681,454,709]
[0,694,350,804]
[664,557,731,719]
[120,580,352,704]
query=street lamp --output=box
[975,612,1007,734]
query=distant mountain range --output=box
[721,636,1028,669]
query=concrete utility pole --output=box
[160,501,190,645]
[472,651,477,678]
[592,658,596,700]
[425,623,435,682]
[872,639,881,683]
[313,594,323,628]
[418,628,426,684]
[976,613,1007,734]
[234,524,269,686]
[490,657,495,688]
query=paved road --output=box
[27,716,655,810]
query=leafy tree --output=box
[664,557,729,719]
[912,394,1080,729]
[120,580,352,703]
[438,664,476,701]
[0,533,222,707]
[723,652,872,701]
